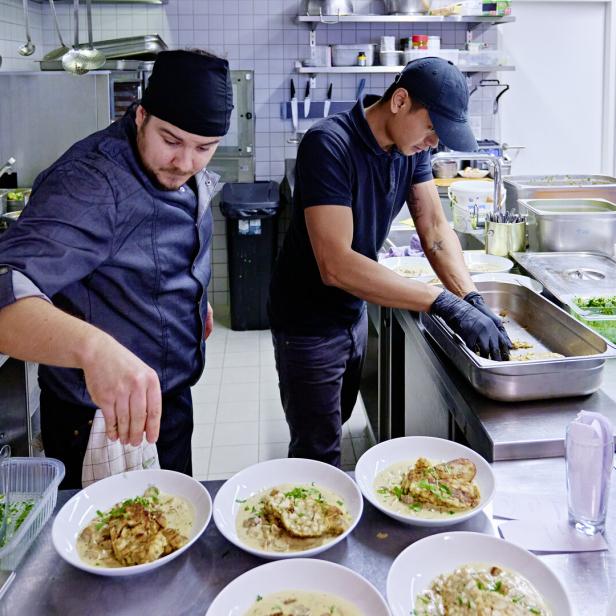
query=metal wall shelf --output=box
[296,14,515,27]
[295,63,515,75]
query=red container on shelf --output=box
[411,35,429,50]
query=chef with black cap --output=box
[269,58,512,468]
[0,49,234,487]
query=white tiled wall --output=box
[0,0,501,305]
[0,0,44,71]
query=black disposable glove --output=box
[430,290,511,361]
[464,291,513,353]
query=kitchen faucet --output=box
[0,157,16,182]
[431,152,503,213]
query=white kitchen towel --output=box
[81,409,160,488]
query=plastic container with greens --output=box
[569,295,616,344]
[0,457,64,571]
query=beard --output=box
[136,125,193,191]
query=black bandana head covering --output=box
[141,50,234,137]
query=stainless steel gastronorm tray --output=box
[504,174,616,212]
[512,251,616,303]
[420,281,614,401]
[40,34,168,65]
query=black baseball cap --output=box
[392,57,477,152]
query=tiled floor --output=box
[190,307,373,481]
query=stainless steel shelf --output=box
[296,14,515,25]
[31,0,167,4]
[295,64,515,74]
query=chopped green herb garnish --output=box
[491,580,503,593]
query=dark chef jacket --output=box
[0,106,219,407]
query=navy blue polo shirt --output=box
[268,95,433,334]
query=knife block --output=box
[281,100,355,120]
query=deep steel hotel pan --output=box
[518,198,616,257]
[420,281,615,402]
[504,174,616,212]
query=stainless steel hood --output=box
[32,1,167,4]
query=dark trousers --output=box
[40,386,194,489]
[272,310,368,467]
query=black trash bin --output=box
[220,181,280,331]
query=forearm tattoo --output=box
[430,239,444,255]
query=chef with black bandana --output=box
[0,49,234,488]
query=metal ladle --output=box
[81,0,106,70]
[62,0,105,75]
[18,0,35,56]
[49,0,69,56]
[62,0,88,74]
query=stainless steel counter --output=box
[389,308,616,462]
[2,460,614,615]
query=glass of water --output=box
[566,413,613,536]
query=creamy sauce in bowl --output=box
[245,590,363,615]
[414,563,551,615]
[394,266,433,278]
[77,488,194,568]
[374,458,481,520]
[236,483,351,553]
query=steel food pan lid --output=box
[513,252,616,301]
[505,175,616,188]
[520,198,616,215]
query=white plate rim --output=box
[463,252,514,273]
[386,531,573,616]
[206,557,392,616]
[379,255,434,274]
[213,457,364,559]
[51,469,212,576]
[354,436,495,527]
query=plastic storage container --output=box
[379,50,402,66]
[403,48,459,65]
[458,49,508,67]
[331,44,376,66]
[220,181,280,331]
[448,180,505,231]
[568,297,616,345]
[0,457,64,571]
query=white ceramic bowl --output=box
[52,469,212,576]
[386,532,573,616]
[472,272,543,294]
[355,436,495,527]
[213,457,363,559]
[463,250,513,273]
[380,255,434,278]
[458,168,490,179]
[207,558,391,615]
